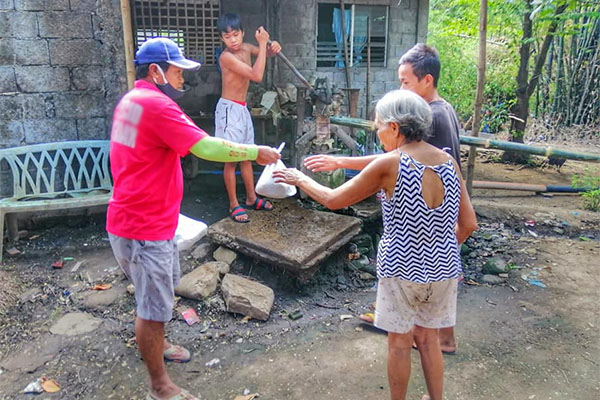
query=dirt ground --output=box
[0,146,599,400]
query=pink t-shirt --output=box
[107,80,207,240]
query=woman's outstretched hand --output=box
[273,168,305,186]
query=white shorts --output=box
[214,98,255,145]
[374,277,458,334]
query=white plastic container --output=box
[174,214,208,250]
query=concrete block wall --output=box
[276,0,429,119]
[0,0,127,148]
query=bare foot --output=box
[422,395,431,400]
[412,341,457,354]
[440,342,457,354]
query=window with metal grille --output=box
[132,0,221,66]
[317,3,388,68]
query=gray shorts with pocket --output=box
[214,98,255,145]
[108,233,180,322]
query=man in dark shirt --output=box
[398,43,463,354]
[398,44,462,170]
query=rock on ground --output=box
[213,246,237,265]
[175,263,220,300]
[481,274,505,285]
[191,242,216,260]
[482,257,508,275]
[49,312,102,336]
[221,274,274,321]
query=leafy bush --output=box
[572,170,600,212]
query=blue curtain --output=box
[332,8,351,68]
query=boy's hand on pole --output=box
[255,26,270,45]
[256,145,280,165]
[268,40,282,55]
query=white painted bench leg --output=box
[6,213,18,242]
[0,211,5,263]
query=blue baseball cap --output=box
[134,37,201,70]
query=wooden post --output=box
[365,18,371,119]
[294,87,307,168]
[466,0,487,195]
[339,0,351,89]
[120,0,135,90]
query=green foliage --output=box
[572,170,600,212]
[428,0,597,128]
[429,0,521,121]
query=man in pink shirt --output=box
[108,37,279,400]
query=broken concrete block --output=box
[208,198,362,281]
[175,263,219,300]
[213,246,237,265]
[221,274,274,321]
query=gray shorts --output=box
[108,233,180,323]
[374,277,458,334]
[214,98,255,144]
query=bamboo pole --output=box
[459,136,600,162]
[329,115,600,163]
[120,0,135,89]
[466,0,487,195]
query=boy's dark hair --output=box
[135,62,170,79]
[217,13,243,34]
[398,43,441,87]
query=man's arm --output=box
[189,137,279,165]
[274,154,395,210]
[304,154,382,172]
[452,158,478,244]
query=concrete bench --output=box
[0,140,112,262]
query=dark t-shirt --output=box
[428,100,462,171]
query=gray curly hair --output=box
[375,89,432,143]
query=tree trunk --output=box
[466,0,487,196]
[505,0,568,163]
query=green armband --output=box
[189,137,259,162]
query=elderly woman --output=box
[273,89,477,400]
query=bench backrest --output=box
[0,140,112,200]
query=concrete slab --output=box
[208,198,362,281]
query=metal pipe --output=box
[270,41,312,90]
[473,180,597,193]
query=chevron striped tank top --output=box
[377,152,462,283]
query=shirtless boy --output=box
[215,13,281,222]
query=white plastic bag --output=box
[255,143,297,199]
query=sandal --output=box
[359,312,375,324]
[163,343,191,363]
[244,197,273,211]
[230,206,249,223]
[146,389,200,400]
